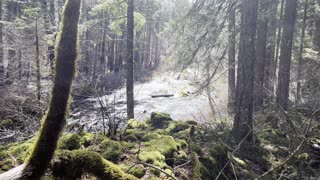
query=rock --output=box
[149,112,172,129]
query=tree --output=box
[254,0,269,111]
[232,0,258,142]
[296,0,309,103]
[313,0,320,52]
[276,0,298,110]
[23,0,81,178]
[127,0,135,119]
[264,0,279,105]
[0,0,3,84]
[228,0,236,113]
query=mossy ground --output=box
[0,111,319,179]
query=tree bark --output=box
[264,0,279,105]
[276,0,298,110]
[228,0,236,113]
[233,0,258,142]
[254,0,269,111]
[20,0,81,179]
[274,0,285,90]
[312,0,320,52]
[35,20,41,103]
[0,0,4,84]
[127,0,135,119]
[296,0,309,104]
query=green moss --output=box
[52,150,137,179]
[175,139,188,149]
[0,159,14,171]
[199,156,217,179]
[258,127,289,145]
[176,150,188,161]
[190,143,203,156]
[100,139,123,163]
[180,91,189,97]
[123,129,147,140]
[209,143,229,169]
[191,153,201,180]
[165,121,190,134]
[298,153,310,161]
[122,134,138,142]
[8,141,33,163]
[186,120,198,126]
[228,152,246,167]
[58,134,81,150]
[127,165,146,178]
[127,119,147,129]
[142,135,178,158]
[80,133,95,147]
[0,151,7,160]
[162,168,175,179]
[0,119,13,127]
[150,112,172,129]
[173,128,190,141]
[139,151,166,168]
[142,132,161,142]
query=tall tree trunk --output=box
[107,34,115,72]
[36,20,41,103]
[313,0,320,52]
[254,0,269,111]
[264,0,279,105]
[232,0,258,142]
[127,0,134,119]
[228,0,236,113]
[0,0,3,84]
[276,0,298,110]
[274,0,285,89]
[21,0,81,179]
[296,0,309,103]
[100,13,107,76]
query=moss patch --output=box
[52,150,137,179]
[142,132,161,142]
[100,139,123,163]
[142,135,178,158]
[139,151,166,168]
[58,134,81,150]
[149,112,172,129]
[80,133,95,147]
[165,121,190,134]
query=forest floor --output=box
[1,69,320,179]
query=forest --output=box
[0,0,319,179]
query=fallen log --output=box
[151,94,174,98]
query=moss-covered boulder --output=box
[123,129,147,140]
[142,132,161,142]
[165,121,190,134]
[142,135,178,158]
[52,150,137,180]
[80,133,95,147]
[149,112,172,129]
[127,119,147,129]
[58,134,81,150]
[125,165,146,178]
[100,139,123,163]
[139,150,166,168]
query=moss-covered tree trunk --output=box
[21,0,82,179]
